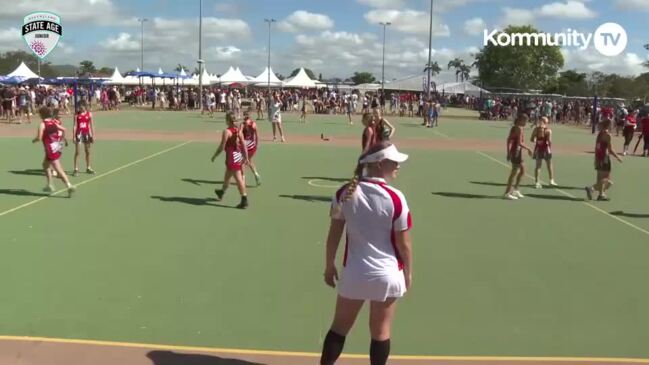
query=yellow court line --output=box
[476,151,649,237]
[0,141,192,218]
[0,335,648,363]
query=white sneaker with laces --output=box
[513,190,525,198]
[535,182,542,189]
[550,180,558,186]
[505,193,518,200]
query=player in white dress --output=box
[320,142,413,365]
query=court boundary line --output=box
[307,179,341,188]
[0,141,192,218]
[475,150,649,237]
[1,335,649,363]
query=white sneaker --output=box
[549,180,558,186]
[505,193,518,200]
[42,185,54,193]
[535,182,542,189]
[513,190,525,198]
[623,151,627,156]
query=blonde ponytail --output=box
[342,163,364,203]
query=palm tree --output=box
[424,61,441,76]
[459,64,472,82]
[174,64,188,72]
[447,58,463,82]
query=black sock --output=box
[320,330,346,365]
[370,339,390,365]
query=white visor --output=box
[359,144,409,164]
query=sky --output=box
[0,0,648,82]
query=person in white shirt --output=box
[321,141,413,365]
[270,93,286,142]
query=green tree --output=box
[79,60,96,75]
[424,61,441,76]
[350,72,376,84]
[318,73,323,81]
[644,43,649,68]
[474,25,564,90]
[0,50,56,77]
[174,64,188,72]
[96,67,114,76]
[544,69,588,96]
[458,64,471,82]
[447,58,463,82]
[289,68,316,80]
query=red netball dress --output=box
[42,119,63,161]
[225,126,244,171]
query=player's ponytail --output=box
[341,141,391,203]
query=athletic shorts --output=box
[75,133,93,144]
[338,269,406,302]
[508,147,523,165]
[533,148,552,161]
[595,156,611,172]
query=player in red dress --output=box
[530,117,557,188]
[504,114,532,200]
[622,110,638,156]
[72,104,96,176]
[241,109,261,186]
[361,112,376,153]
[641,115,649,157]
[211,111,249,209]
[586,118,622,201]
[32,107,76,197]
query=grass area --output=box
[1,109,648,357]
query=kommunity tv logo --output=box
[483,23,627,57]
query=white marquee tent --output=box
[218,66,249,85]
[284,68,316,88]
[250,67,283,86]
[7,62,39,79]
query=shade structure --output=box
[103,67,126,85]
[354,83,381,91]
[218,66,248,85]
[250,67,283,86]
[437,81,489,97]
[284,68,316,88]
[6,62,39,79]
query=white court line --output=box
[307,179,340,189]
[433,130,454,140]
[475,150,649,237]
[0,141,192,218]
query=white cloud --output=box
[0,0,131,25]
[214,1,243,14]
[284,29,474,81]
[501,7,535,26]
[364,9,450,36]
[464,17,486,35]
[561,48,647,76]
[103,33,139,52]
[615,0,649,10]
[536,1,596,19]
[0,27,22,51]
[212,46,242,61]
[501,1,597,26]
[356,0,407,8]
[277,10,334,32]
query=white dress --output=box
[331,177,412,301]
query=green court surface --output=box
[1,108,649,359]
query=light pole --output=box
[380,22,391,102]
[198,0,203,112]
[137,18,148,71]
[426,0,434,99]
[264,18,276,109]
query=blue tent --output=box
[0,76,27,85]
